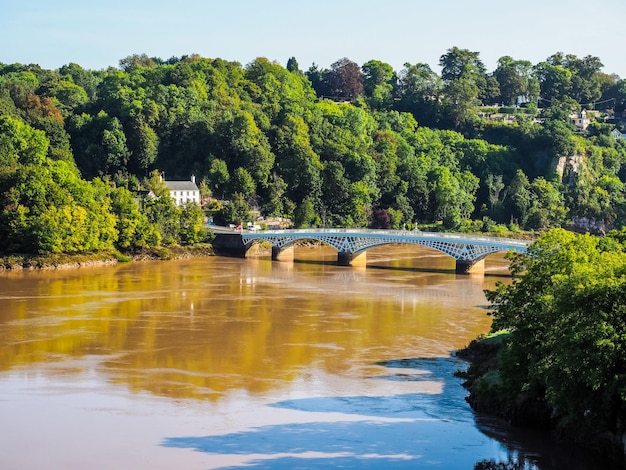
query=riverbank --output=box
[456,332,626,468]
[0,244,215,271]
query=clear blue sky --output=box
[2,0,624,77]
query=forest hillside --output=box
[1,48,626,254]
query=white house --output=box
[611,128,626,140]
[165,175,200,206]
[571,110,590,131]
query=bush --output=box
[486,229,626,445]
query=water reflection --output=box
[3,248,605,469]
[163,357,501,469]
[162,355,619,469]
[0,251,495,401]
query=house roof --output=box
[165,180,199,191]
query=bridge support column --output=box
[337,251,367,267]
[272,245,294,262]
[456,259,485,275]
[212,233,248,258]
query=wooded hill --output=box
[1,48,626,254]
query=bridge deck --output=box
[242,229,529,257]
[215,228,531,274]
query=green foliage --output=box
[486,229,626,437]
[0,114,49,167]
[107,182,152,250]
[1,49,625,256]
[207,158,230,199]
[293,196,319,228]
[230,167,256,200]
[178,201,209,245]
[214,192,251,226]
[0,152,117,254]
[143,173,180,245]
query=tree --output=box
[526,177,568,229]
[293,196,319,228]
[438,48,486,128]
[430,166,478,228]
[42,79,89,116]
[272,115,323,206]
[179,201,208,245]
[214,192,251,226]
[0,114,49,168]
[439,46,487,93]
[127,117,159,172]
[0,71,39,109]
[506,169,532,226]
[107,181,158,250]
[493,56,539,106]
[224,110,274,187]
[207,158,230,199]
[347,180,372,227]
[230,167,256,200]
[442,78,481,128]
[535,61,572,104]
[119,53,157,72]
[605,79,626,113]
[541,119,575,158]
[372,131,402,207]
[362,60,395,110]
[486,229,626,440]
[68,111,131,178]
[396,62,442,127]
[324,58,364,101]
[59,62,100,100]
[286,57,300,73]
[143,170,180,245]
[320,160,351,226]
[1,158,117,254]
[305,63,329,98]
[557,53,604,105]
[485,174,505,220]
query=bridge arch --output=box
[239,229,529,274]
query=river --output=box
[0,246,618,469]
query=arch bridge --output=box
[236,228,530,274]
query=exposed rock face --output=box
[570,216,608,235]
[553,154,583,184]
[553,154,614,234]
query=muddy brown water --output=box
[0,246,619,469]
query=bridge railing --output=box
[241,228,531,248]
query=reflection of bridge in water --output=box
[237,262,489,316]
[263,267,486,303]
[215,228,530,274]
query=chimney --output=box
[191,174,196,184]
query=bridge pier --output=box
[455,259,485,275]
[212,233,248,258]
[337,251,367,267]
[271,245,294,262]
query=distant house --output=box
[611,128,626,140]
[571,110,591,131]
[165,175,200,206]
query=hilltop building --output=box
[164,175,200,206]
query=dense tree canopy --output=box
[1,48,626,255]
[485,228,626,442]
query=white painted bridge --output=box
[239,228,530,274]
